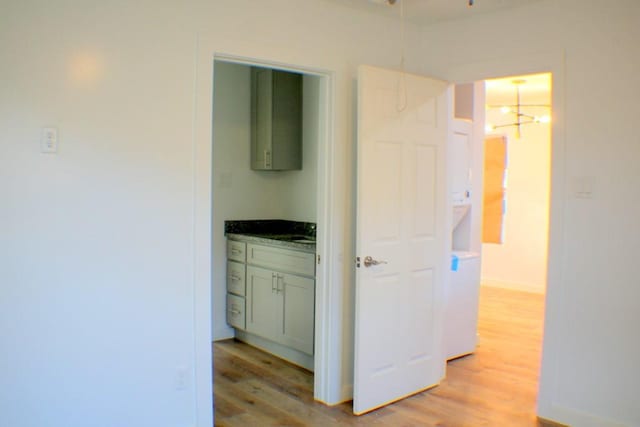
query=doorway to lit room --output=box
[479,72,551,419]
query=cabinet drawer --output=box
[226,294,245,330]
[247,243,315,277]
[227,240,246,262]
[226,261,246,296]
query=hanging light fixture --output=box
[486,79,551,138]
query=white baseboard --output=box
[235,329,314,371]
[213,325,234,341]
[481,278,545,294]
[539,403,630,427]
[340,384,353,404]
[313,384,352,407]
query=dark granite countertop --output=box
[225,220,316,252]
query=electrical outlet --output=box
[41,127,58,153]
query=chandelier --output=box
[486,79,551,138]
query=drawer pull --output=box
[230,309,242,315]
[230,248,242,254]
[230,274,242,281]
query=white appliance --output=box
[444,251,481,360]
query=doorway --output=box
[476,71,552,417]
[446,71,552,418]
[210,56,333,417]
[481,73,552,295]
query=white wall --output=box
[420,1,640,426]
[211,62,319,339]
[1,0,423,425]
[8,0,637,425]
[1,2,198,426]
[481,100,551,294]
[279,74,320,222]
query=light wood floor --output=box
[214,286,552,426]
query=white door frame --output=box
[444,50,566,421]
[193,48,337,424]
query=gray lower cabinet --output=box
[226,241,247,330]
[246,265,315,355]
[226,239,315,357]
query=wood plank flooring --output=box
[214,286,554,426]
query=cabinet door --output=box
[278,273,315,355]
[246,265,279,341]
[251,67,273,170]
[271,70,302,170]
[250,68,302,171]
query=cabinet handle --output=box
[230,309,241,315]
[271,272,277,293]
[276,274,284,294]
[264,150,271,169]
[230,248,241,255]
[230,274,241,281]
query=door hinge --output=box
[355,256,361,268]
[317,254,321,265]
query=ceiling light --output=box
[487,79,551,138]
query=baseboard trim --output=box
[538,403,630,427]
[235,329,314,371]
[339,384,353,405]
[213,325,234,341]
[537,416,569,427]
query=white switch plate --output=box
[174,365,189,391]
[41,127,58,153]
[571,175,595,199]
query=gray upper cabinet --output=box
[251,67,302,171]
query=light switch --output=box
[41,127,58,153]
[571,176,595,199]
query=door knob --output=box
[363,256,388,267]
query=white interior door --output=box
[354,65,450,414]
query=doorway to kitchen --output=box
[210,56,333,418]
